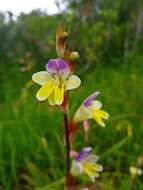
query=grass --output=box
[0,62,143,190]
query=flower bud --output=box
[69,51,79,61]
[61,31,68,39]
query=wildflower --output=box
[71,147,103,181]
[73,92,109,127]
[32,58,81,105]
[130,166,142,178]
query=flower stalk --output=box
[64,109,71,176]
[62,93,73,190]
[32,26,110,189]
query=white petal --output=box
[73,107,92,123]
[61,72,71,81]
[96,164,103,172]
[65,75,81,90]
[32,71,55,85]
[81,155,99,164]
[73,100,102,123]
[71,160,83,176]
[88,100,102,110]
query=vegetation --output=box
[0,1,143,189]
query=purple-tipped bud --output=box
[83,91,100,107]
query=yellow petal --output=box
[92,109,109,127]
[93,114,105,127]
[83,163,102,180]
[36,82,54,101]
[32,71,55,85]
[83,163,98,178]
[48,91,56,105]
[65,75,81,90]
[98,110,109,119]
[54,85,64,105]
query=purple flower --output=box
[46,58,70,74]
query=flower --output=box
[71,147,103,181]
[73,92,109,127]
[130,166,142,178]
[32,58,81,105]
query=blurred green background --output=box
[0,0,143,189]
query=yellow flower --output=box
[73,92,109,127]
[32,59,81,105]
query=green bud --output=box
[69,51,79,61]
[61,31,68,39]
